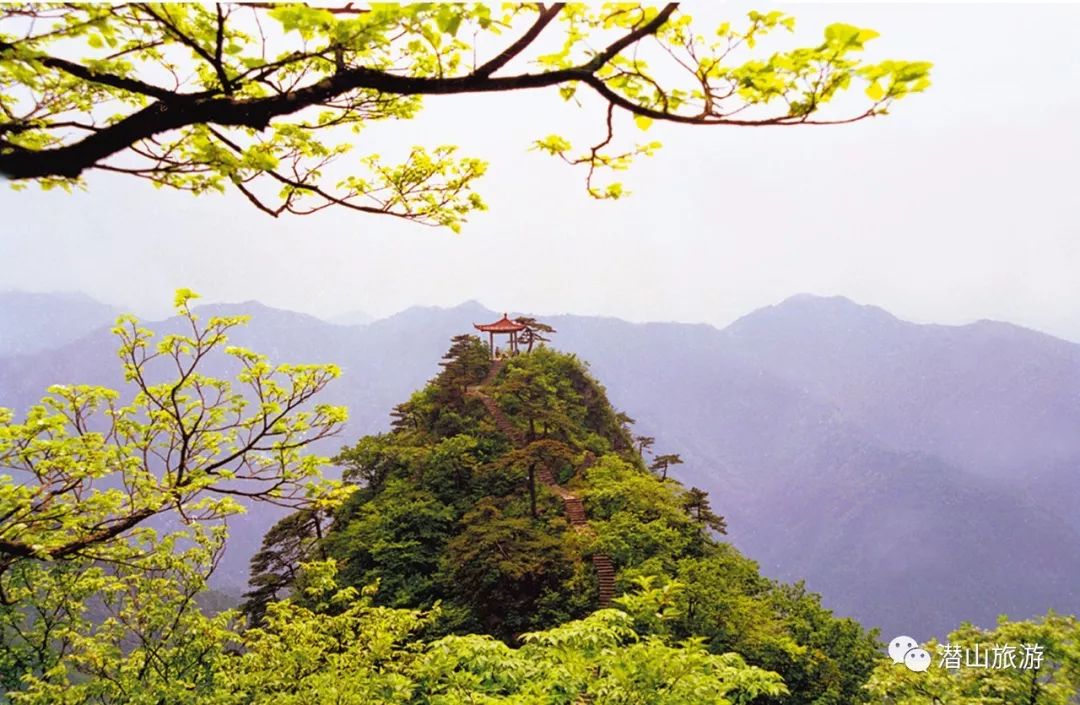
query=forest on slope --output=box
[241,334,880,704]
[1,300,1078,704]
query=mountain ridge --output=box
[1,291,1078,638]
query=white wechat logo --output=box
[904,648,932,672]
[889,635,930,672]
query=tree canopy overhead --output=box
[0,2,931,229]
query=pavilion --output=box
[474,314,527,359]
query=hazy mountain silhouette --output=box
[1,292,1078,639]
[0,291,118,356]
[327,309,374,326]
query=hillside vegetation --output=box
[4,302,1078,704]
[243,335,881,704]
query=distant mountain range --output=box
[1,291,1078,640]
[0,291,118,356]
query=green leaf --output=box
[173,288,200,310]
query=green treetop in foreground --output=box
[1,3,931,229]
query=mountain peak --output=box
[0,290,120,357]
[775,293,897,319]
[726,294,900,338]
[374,300,495,329]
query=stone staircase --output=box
[593,554,615,606]
[468,360,616,608]
[477,357,507,387]
[478,395,524,445]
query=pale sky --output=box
[3,3,1080,339]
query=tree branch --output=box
[585,4,678,72]
[0,39,181,101]
[0,508,156,563]
[473,3,565,78]
[0,67,590,180]
[0,3,881,190]
[136,4,232,93]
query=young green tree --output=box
[650,562,883,705]
[1,4,930,227]
[389,335,490,438]
[334,433,425,492]
[581,454,705,569]
[0,290,348,699]
[1,525,242,704]
[493,439,577,517]
[496,355,581,442]
[435,334,493,401]
[0,289,347,586]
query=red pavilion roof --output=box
[474,314,526,333]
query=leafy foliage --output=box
[277,337,888,702]
[1,4,930,225]
[212,569,789,705]
[328,478,455,610]
[0,289,346,583]
[440,499,581,637]
[0,290,349,699]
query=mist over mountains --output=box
[0,291,118,356]
[1,291,1078,640]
